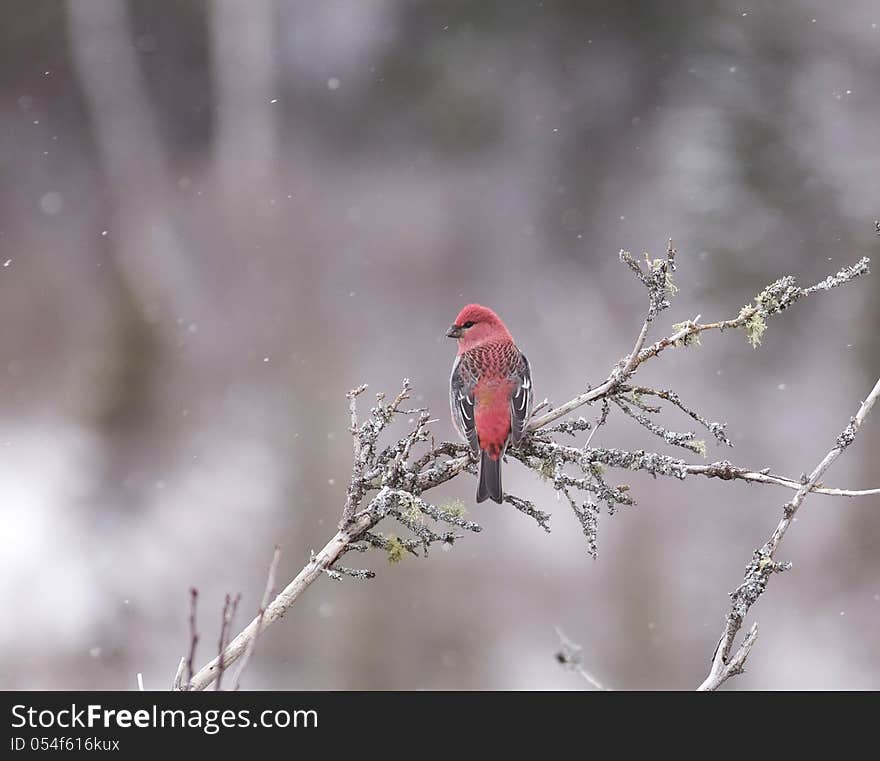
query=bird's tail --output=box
[477,450,503,504]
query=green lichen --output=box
[402,494,423,526]
[739,277,803,348]
[645,253,677,296]
[536,458,556,481]
[687,439,707,458]
[755,293,778,312]
[440,499,468,519]
[386,535,406,564]
[672,321,701,347]
[739,305,767,348]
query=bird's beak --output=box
[446,324,463,339]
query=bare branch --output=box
[215,593,240,691]
[231,547,282,690]
[171,658,187,691]
[183,588,198,689]
[187,512,376,691]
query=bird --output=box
[447,304,532,503]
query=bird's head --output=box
[446,303,512,351]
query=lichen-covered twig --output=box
[623,385,731,447]
[340,384,369,527]
[503,494,552,532]
[529,257,870,430]
[527,243,677,433]
[697,375,880,691]
[612,396,708,456]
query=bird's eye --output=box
[462,321,475,329]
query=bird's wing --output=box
[450,354,480,457]
[509,351,533,446]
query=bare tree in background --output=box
[67,1,204,317]
[172,246,877,691]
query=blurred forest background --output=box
[1,0,878,690]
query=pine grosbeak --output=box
[447,304,532,503]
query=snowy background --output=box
[1,0,879,690]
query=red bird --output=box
[447,304,532,503]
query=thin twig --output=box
[215,593,240,691]
[555,627,609,691]
[172,658,187,691]
[623,384,731,446]
[583,400,609,450]
[231,547,282,690]
[340,384,369,527]
[184,588,199,689]
[685,461,880,498]
[698,376,880,691]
